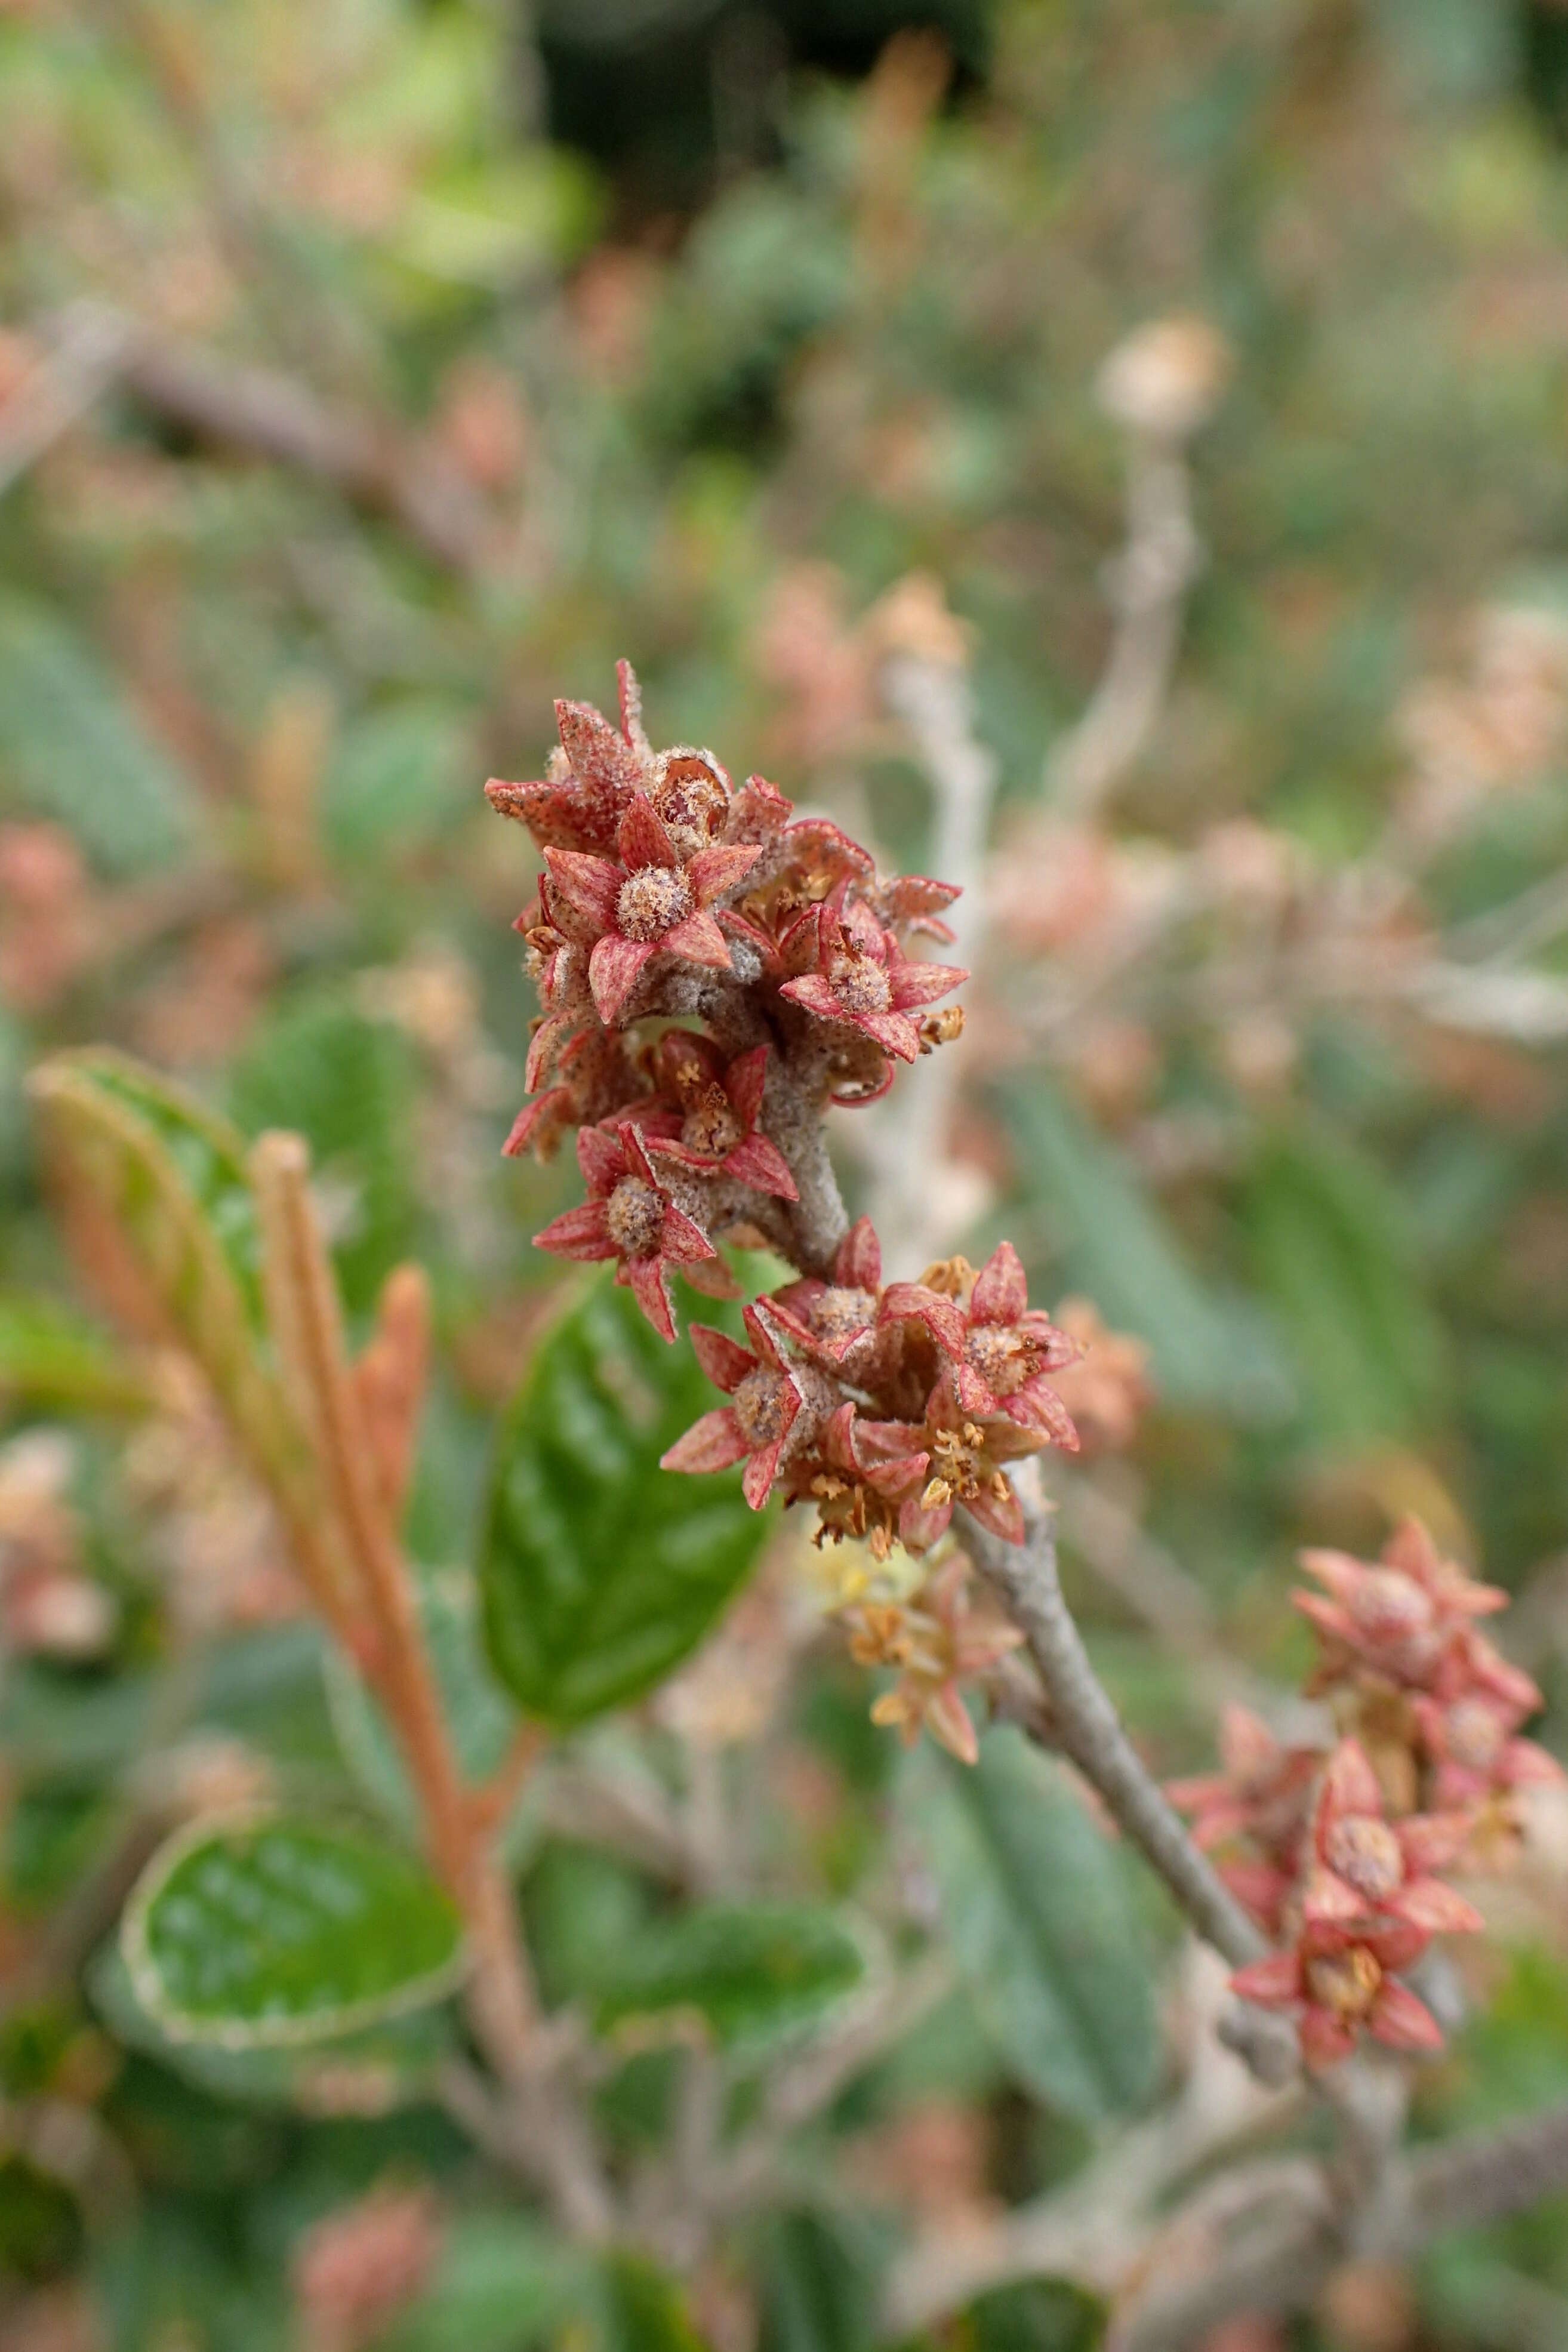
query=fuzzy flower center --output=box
[1351,1568,1434,1646]
[829,952,892,1016]
[681,1085,745,1158]
[1446,1699,1506,1771]
[966,1322,1028,1393]
[604,1175,666,1258]
[617,866,692,943]
[1324,1815,1404,1904]
[1305,1945,1382,2019]
[733,1365,795,1448]
[812,1286,878,1345]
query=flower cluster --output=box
[839,1553,1024,1766]
[492,669,1089,1549]
[1170,1517,1561,2068]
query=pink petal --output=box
[953,1363,1000,1417]
[659,1206,717,1265]
[724,1044,769,1129]
[1398,1813,1472,1874]
[830,1058,895,1109]
[836,1217,882,1292]
[556,697,645,798]
[543,848,623,929]
[1007,1378,1080,1451]
[661,1408,750,1474]
[1323,1740,1383,1821]
[1502,1738,1567,1787]
[681,1254,743,1300]
[643,1136,722,1172]
[1362,1920,1430,1972]
[534,1202,615,1261]
[689,1325,756,1393]
[616,658,648,751]
[925,1683,980,1766]
[778,974,846,1023]
[617,792,677,870]
[889,958,968,1009]
[1367,1980,1444,2052]
[661,909,733,969]
[577,1122,629,1194]
[743,1435,790,1510]
[525,1011,574,1093]
[589,934,656,1024]
[722,1131,799,1201]
[965,1483,1025,1546]
[1390,1879,1484,1935]
[882,1284,966,1355]
[502,1091,565,1159]
[1302,1870,1366,1927]
[859,1009,923,1062]
[972,1240,1029,1325]
[625,1254,676,1341]
[686,842,763,904]
[1300,2009,1357,2068]
[1230,1953,1301,2006]
[898,1496,951,1553]
[737,772,793,831]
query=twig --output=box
[961,1484,1267,1975]
[0,304,130,498]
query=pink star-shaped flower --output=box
[543,794,761,1024]
[632,1036,798,1201]
[1299,1740,1482,1939]
[1232,1916,1443,2071]
[778,892,965,1064]
[660,1307,824,1509]
[534,1119,717,1341]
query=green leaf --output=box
[382,2215,589,2352]
[123,1813,465,2048]
[1242,1125,1450,1447]
[757,2212,882,2352]
[26,1049,315,1520]
[480,1276,772,1726]
[227,995,420,1316]
[904,1729,1160,2124]
[963,2279,1107,2352]
[0,597,198,876]
[0,1291,154,1420]
[88,1944,454,2116]
[598,2256,713,2352]
[321,701,469,865]
[1005,1079,1290,1418]
[591,1901,864,2051]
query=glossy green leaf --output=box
[905,1730,1160,2123]
[480,1276,772,1725]
[123,1814,466,2048]
[88,1943,454,2115]
[591,1901,864,2049]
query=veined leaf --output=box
[904,1730,1160,2124]
[590,1901,864,2051]
[122,1812,466,2049]
[480,1276,771,1726]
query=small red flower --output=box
[1167,1705,1320,1860]
[897,1406,1043,1553]
[899,1241,1081,1445]
[845,1554,1024,1766]
[486,663,652,854]
[1414,1631,1563,1812]
[765,1217,965,1371]
[503,1026,642,1162]
[1295,1517,1507,1688]
[1232,1917,1443,2070]
[544,794,762,1024]
[1299,1740,1483,1939]
[778,892,966,1064]
[660,1309,831,1508]
[633,1035,798,1201]
[534,1119,717,1341]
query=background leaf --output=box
[123,1814,465,2048]
[904,1729,1160,2124]
[590,1901,864,2051]
[481,1276,772,1726]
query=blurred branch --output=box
[1,304,491,572]
[1047,324,1227,820]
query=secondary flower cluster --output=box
[1170,1518,1561,2068]
[660,1226,1082,1553]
